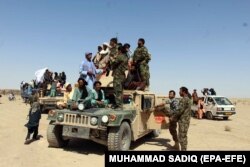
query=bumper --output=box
[215,111,236,117]
[63,125,90,139]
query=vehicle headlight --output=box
[78,103,85,110]
[48,110,56,117]
[217,107,224,111]
[57,113,64,122]
[90,117,98,126]
[231,108,235,111]
[101,115,109,123]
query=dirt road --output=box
[0,95,249,167]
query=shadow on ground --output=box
[57,134,173,155]
[62,139,106,155]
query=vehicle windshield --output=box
[213,97,233,105]
[123,95,133,105]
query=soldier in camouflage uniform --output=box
[133,38,151,90]
[105,38,118,76]
[110,46,128,109]
[173,87,192,151]
[166,90,180,150]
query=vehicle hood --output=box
[60,107,133,116]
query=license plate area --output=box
[63,125,90,139]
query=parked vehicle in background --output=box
[191,95,236,120]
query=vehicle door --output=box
[205,97,217,114]
[146,95,169,130]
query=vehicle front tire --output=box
[47,121,69,148]
[206,111,213,120]
[108,121,131,151]
[223,117,229,120]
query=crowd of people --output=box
[20,70,67,101]
[77,37,151,109]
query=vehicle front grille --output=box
[63,113,90,126]
[44,101,57,105]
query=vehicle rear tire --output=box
[206,111,213,120]
[223,117,229,120]
[108,121,131,151]
[47,121,69,148]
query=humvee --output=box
[38,89,64,112]
[46,72,169,150]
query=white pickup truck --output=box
[191,95,236,120]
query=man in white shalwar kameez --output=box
[79,52,103,88]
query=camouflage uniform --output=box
[173,96,192,151]
[111,53,128,107]
[133,46,151,87]
[166,98,179,143]
[109,45,118,66]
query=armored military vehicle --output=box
[46,72,169,151]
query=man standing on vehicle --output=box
[133,38,151,90]
[79,52,103,87]
[192,89,199,105]
[173,87,192,151]
[166,90,180,150]
[110,46,128,109]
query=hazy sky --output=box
[0,0,250,97]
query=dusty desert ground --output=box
[0,95,250,167]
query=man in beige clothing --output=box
[57,83,74,109]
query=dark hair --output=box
[98,46,102,50]
[169,90,176,96]
[180,86,192,99]
[110,38,118,44]
[117,43,123,47]
[118,46,127,54]
[180,87,189,94]
[124,43,130,48]
[93,81,102,87]
[78,77,87,85]
[138,38,145,44]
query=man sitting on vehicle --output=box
[57,83,74,109]
[123,62,146,90]
[49,81,57,97]
[91,81,108,108]
[70,78,92,110]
